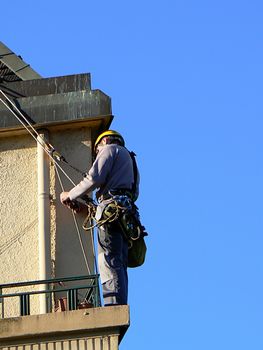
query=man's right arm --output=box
[68,175,97,201]
[66,145,115,201]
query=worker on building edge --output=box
[60,130,140,306]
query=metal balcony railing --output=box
[0,274,101,318]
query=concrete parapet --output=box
[0,306,129,349]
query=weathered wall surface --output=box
[49,127,94,281]
[0,135,39,316]
[0,135,38,281]
[0,126,94,317]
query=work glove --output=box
[60,191,81,213]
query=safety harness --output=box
[0,88,147,272]
[80,152,148,267]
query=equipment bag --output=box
[118,201,148,268]
[96,193,148,268]
[127,234,147,268]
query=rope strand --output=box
[0,89,85,176]
[0,90,76,186]
[54,164,92,275]
[0,89,98,278]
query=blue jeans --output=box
[98,221,128,305]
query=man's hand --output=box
[60,192,83,213]
[60,191,71,205]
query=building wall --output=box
[50,127,94,301]
[0,126,94,317]
[0,135,39,316]
[0,335,119,350]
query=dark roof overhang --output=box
[0,42,113,142]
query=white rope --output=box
[54,164,92,275]
[0,97,40,145]
[55,167,100,304]
[0,89,98,278]
[84,212,99,278]
[0,90,76,186]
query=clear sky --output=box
[2,1,263,349]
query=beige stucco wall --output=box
[0,126,95,317]
[0,135,39,316]
[50,127,93,279]
[1,135,38,281]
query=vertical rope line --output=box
[89,221,99,277]
[0,92,76,186]
[54,165,92,275]
[0,89,100,296]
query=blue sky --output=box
[2,1,263,349]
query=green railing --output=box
[0,275,101,318]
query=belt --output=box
[99,189,133,202]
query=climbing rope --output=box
[82,198,130,231]
[0,89,84,185]
[54,164,92,274]
[0,89,99,278]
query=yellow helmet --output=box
[94,130,125,150]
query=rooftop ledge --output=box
[0,306,130,348]
[0,73,113,140]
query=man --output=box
[60,130,139,306]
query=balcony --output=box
[0,276,129,349]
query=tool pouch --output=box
[127,234,147,268]
[118,202,148,268]
[96,194,148,268]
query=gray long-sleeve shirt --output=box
[68,143,139,201]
